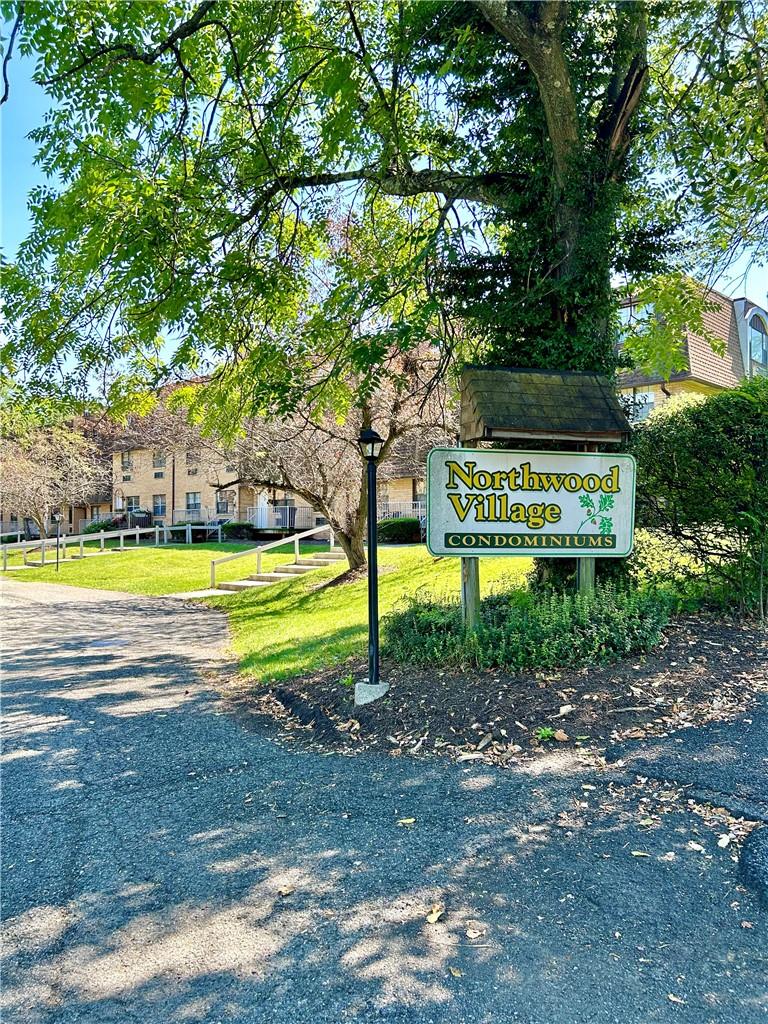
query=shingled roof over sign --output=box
[460,366,631,445]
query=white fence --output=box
[210,523,335,589]
[245,505,320,531]
[171,506,235,524]
[378,501,426,521]
[244,503,424,530]
[0,522,223,572]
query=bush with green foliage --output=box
[222,521,258,541]
[83,518,122,534]
[377,517,422,544]
[633,378,768,618]
[382,584,670,672]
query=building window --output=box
[413,478,426,503]
[152,450,166,469]
[186,491,201,512]
[186,450,201,476]
[126,496,140,511]
[630,390,656,422]
[618,302,655,345]
[215,490,235,514]
[154,471,164,479]
[153,494,166,517]
[750,315,768,371]
[120,451,133,482]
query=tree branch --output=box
[44,0,217,84]
[227,166,526,235]
[474,0,580,187]
[596,4,648,169]
[1,2,24,106]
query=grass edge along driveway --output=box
[206,546,530,681]
[5,541,531,680]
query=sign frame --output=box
[426,446,637,559]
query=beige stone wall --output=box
[112,448,247,520]
[112,448,427,525]
[379,476,425,513]
[620,379,722,420]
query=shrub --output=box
[377,517,422,543]
[222,521,258,541]
[382,583,670,672]
[83,518,122,534]
[633,378,768,618]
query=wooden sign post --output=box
[448,367,633,625]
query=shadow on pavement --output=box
[1,582,766,1024]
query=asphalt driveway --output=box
[2,579,766,1024]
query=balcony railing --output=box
[171,505,236,524]
[246,505,320,531]
[377,500,426,521]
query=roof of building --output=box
[618,287,745,390]
[460,366,631,444]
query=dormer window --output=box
[618,302,654,345]
[750,314,768,372]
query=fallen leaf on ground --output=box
[717,834,732,848]
[457,752,486,763]
[277,885,295,897]
[448,966,463,977]
[687,841,705,852]
[426,903,446,924]
[631,851,651,858]
[667,993,686,1005]
[397,817,416,826]
[553,729,569,742]
[466,927,485,939]
[659,852,676,861]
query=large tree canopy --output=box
[1,0,765,415]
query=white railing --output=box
[377,501,426,521]
[80,512,119,531]
[245,505,321,531]
[0,522,23,542]
[0,522,226,572]
[210,523,335,589]
[172,506,236,524]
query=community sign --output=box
[427,448,636,557]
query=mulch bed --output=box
[231,616,768,768]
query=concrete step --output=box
[317,551,346,560]
[247,572,301,583]
[216,579,275,592]
[296,558,338,567]
[274,564,318,574]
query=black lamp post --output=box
[52,511,64,572]
[357,427,388,704]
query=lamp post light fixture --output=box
[355,427,390,707]
[52,511,64,572]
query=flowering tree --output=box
[1,423,110,537]
[176,353,452,569]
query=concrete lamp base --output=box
[354,680,390,706]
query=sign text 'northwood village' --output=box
[426,449,636,557]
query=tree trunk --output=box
[335,524,366,570]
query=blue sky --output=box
[3,49,767,305]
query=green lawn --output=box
[2,540,332,595]
[207,545,531,681]
[3,539,532,679]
